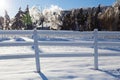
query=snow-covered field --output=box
[0,31,120,80]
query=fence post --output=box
[33,29,41,73]
[94,29,98,70]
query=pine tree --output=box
[22,13,32,26]
[22,5,33,30]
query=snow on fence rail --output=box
[0,29,120,72]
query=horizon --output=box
[0,0,116,18]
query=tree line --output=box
[0,2,120,31]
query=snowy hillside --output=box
[0,30,120,80]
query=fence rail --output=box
[0,29,120,72]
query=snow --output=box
[29,5,63,29]
[0,32,120,80]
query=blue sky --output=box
[0,0,116,18]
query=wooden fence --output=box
[0,29,120,72]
